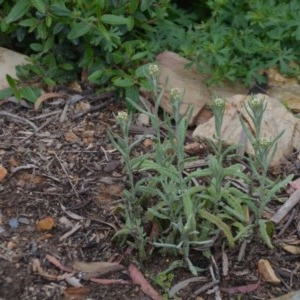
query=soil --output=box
[0,91,299,300]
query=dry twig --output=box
[0,110,38,131]
[54,152,80,199]
[271,190,300,224]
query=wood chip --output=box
[258,259,281,284]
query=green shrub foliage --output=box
[192,0,300,85]
[0,0,195,93]
[1,0,300,92]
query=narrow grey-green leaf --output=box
[258,219,274,249]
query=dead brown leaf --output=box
[129,264,162,300]
[73,261,123,279]
[169,277,206,298]
[290,178,300,190]
[36,217,55,231]
[100,184,124,197]
[34,92,66,111]
[68,81,82,92]
[32,258,74,281]
[46,254,73,273]
[143,138,154,148]
[279,243,300,255]
[37,233,54,241]
[64,287,90,300]
[65,130,80,142]
[104,160,121,172]
[258,259,280,284]
[89,278,131,285]
[17,171,43,184]
[0,164,8,181]
[8,156,18,167]
[184,142,205,155]
[221,281,260,295]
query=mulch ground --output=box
[0,90,299,300]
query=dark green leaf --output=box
[19,18,38,27]
[60,63,73,71]
[6,75,17,90]
[87,70,104,82]
[113,77,135,87]
[67,22,92,40]
[112,53,124,64]
[126,16,134,31]
[128,0,139,13]
[125,85,139,104]
[20,86,41,103]
[46,16,52,27]
[141,0,152,12]
[131,51,148,61]
[0,88,13,99]
[135,64,150,78]
[49,4,71,17]
[37,23,47,39]
[101,14,130,26]
[6,0,31,23]
[43,37,54,52]
[16,28,27,42]
[43,77,56,86]
[31,0,46,14]
[1,22,10,32]
[30,43,43,52]
[53,22,64,34]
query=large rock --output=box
[155,51,248,125]
[0,47,29,90]
[192,94,300,166]
[266,68,300,112]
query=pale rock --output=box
[137,113,150,126]
[155,51,248,125]
[269,84,300,112]
[192,94,300,166]
[272,291,300,300]
[0,47,29,90]
[266,67,300,112]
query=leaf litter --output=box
[0,87,299,299]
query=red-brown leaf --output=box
[129,264,162,300]
[221,281,260,295]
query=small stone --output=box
[8,218,19,229]
[18,217,30,225]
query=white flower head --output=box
[116,111,128,122]
[170,87,182,101]
[249,96,263,108]
[148,64,159,77]
[259,137,272,148]
[213,97,225,108]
